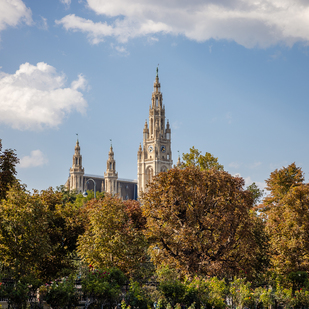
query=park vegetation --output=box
[1,140,309,308]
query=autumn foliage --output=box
[142,166,268,278]
[77,194,148,278]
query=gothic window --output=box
[156,97,158,106]
[75,158,78,165]
[110,162,112,170]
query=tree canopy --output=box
[77,195,148,278]
[182,147,224,171]
[0,185,85,281]
[0,139,19,201]
[260,163,309,275]
[142,166,268,278]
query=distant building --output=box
[65,68,172,199]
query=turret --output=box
[143,120,149,141]
[68,137,84,193]
[104,143,118,195]
[165,120,171,140]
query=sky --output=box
[1,0,309,192]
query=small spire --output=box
[177,150,181,167]
[110,139,112,147]
[76,133,79,142]
[156,65,159,78]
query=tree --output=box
[0,139,19,201]
[142,166,268,278]
[44,276,79,309]
[260,163,309,275]
[247,182,264,206]
[0,185,85,281]
[81,266,126,309]
[0,184,51,279]
[77,195,148,278]
[182,147,224,171]
[262,162,304,209]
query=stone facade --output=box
[66,68,171,200]
[137,68,173,193]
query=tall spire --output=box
[153,66,161,95]
[137,68,173,194]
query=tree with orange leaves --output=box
[142,166,268,279]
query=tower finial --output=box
[110,139,112,147]
[156,65,159,77]
[76,133,79,142]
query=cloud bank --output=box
[0,0,32,35]
[0,62,88,130]
[56,0,309,48]
[19,150,48,168]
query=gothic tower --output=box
[137,68,173,193]
[104,145,118,195]
[69,139,84,193]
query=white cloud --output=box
[56,0,309,48]
[244,176,265,190]
[0,62,88,130]
[114,45,129,56]
[60,0,71,8]
[0,0,32,35]
[19,150,48,168]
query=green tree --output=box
[44,276,79,309]
[0,139,19,201]
[156,267,185,307]
[0,184,51,279]
[247,182,264,206]
[182,147,223,171]
[1,280,29,309]
[261,163,309,275]
[81,266,126,309]
[0,185,85,281]
[125,280,149,309]
[77,195,148,278]
[142,166,268,278]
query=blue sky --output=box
[1,0,309,192]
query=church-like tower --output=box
[69,139,84,193]
[104,145,118,195]
[137,68,173,193]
